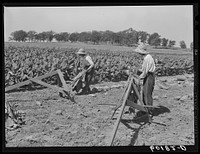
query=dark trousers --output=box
[83,68,94,93]
[142,72,155,113]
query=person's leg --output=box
[140,76,149,116]
[145,73,155,114]
[83,68,94,93]
[142,76,148,106]
[81,73,88,94]
[87,69,94,92]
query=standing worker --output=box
[75,48,95,94]
[134,44,156,115]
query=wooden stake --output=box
[111,76,131,118]
[132,82,151,123]
[29,78,64,93]
[109,76,153,146]
[109,77,133,146]
[126,100,146,112]
[57,69,71,91]
[5,70,58,92]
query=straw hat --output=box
[77,48,87,55]
[134,44,149,54]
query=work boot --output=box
[81,86,91,95]
[148,108,153,116]
[59,92,63,97]
[87,87,92,94]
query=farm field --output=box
[5,42,193,55]
[4,42,195,150]
[4,42,193,87]
[5,74,195,148]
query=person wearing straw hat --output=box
[134,44,156,115]
[75,48,95,94]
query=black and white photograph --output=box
[3,4,197,152]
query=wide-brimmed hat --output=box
[134,44,149,54]
[77,48,87,55]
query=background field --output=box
[5,74,194,147]
[5,42,195,148]
[5,42,193,55]
[4,42,194,87]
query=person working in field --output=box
[134,43,156,115]
[73,48,95,95]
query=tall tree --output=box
[78,31,91,42]
[45,30,55,42]
[54,33,63,42]
[180,40,187,49]
[91,30,101,44]
[8,36,13,41]
[35,33,41,42]
[161,38,168,47]
[36,32,47,42]
[61,32,70,42]
[10,30,27,42]
[27,30,37,42]
[128,30,138,45]
[101,30,114,43]
[117,32,126,45]
[168,40,176,48]
[190,42,193,51]
[148,33,161,46]
[69,32,80,42]
[54,32,69,42]
[112,32,121,45]
[137,31,149,43]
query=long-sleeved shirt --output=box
[85,55,94,66]
[76,55,94,72]
[139,54,156,79]
[85,55,94,71]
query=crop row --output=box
[4,46,193,87]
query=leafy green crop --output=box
[4,45,193,87]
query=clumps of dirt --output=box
[5,74,194,147]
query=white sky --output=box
[4,5,193,47]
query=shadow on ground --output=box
[120,105,170,146]
[151,105,170,116]
[121,115,149,146]
[75,87,102,96]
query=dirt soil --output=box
[5,74,195,147]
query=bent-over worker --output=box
[75,48,95,94]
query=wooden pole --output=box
[126,100,146,112]
[132,82,151,122]
[132,82,144,106]
[109,77,133,146]
[57,74,62,88]
[111,76,131,118]
[5,101,18,123]
[57,69,75,101]
[5,70,58,92]
[29,78,65,93]
[71,70,86,86]
[57,69,71,91]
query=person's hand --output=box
[136,78,140,86]
[139,79,143,86]
[136,69,142,76]
[83,69,87,74]
[136,79,143,86]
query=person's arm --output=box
[85,56,94,72]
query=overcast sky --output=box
[4,5,193,47]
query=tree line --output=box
[8,28,191,49]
